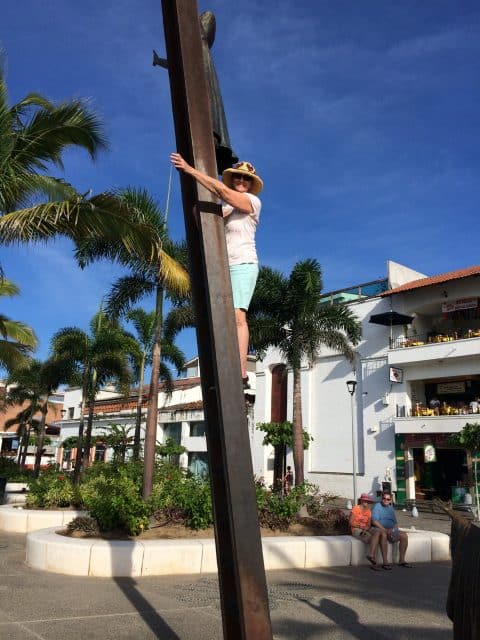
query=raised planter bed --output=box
[2,482,29,505]
[25,527,450,577]
[0,504,87,533]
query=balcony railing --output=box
[390,329,480,349]
[397,403,480,418]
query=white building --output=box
[59,356,257,474]
[253,261,480,505]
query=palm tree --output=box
[75,187,190,498]
[3,405,38,469]
[6,357,73,476]
[98,424,135,464]
[51,310,134,482]
[0,65,162,266]
[122,307,186,460]
[0,277,38,372]
[0,63,106,214]
[249,259,362,485]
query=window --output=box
[94,444,106,462]
[68,407,74,419]
[188,452,209,477]
[1,437,18,454]
[162,422,182,444]
[189,421,206,437]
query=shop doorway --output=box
[413,447,467,501]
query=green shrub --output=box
[0,457,33,482]
[314,507,350,534]
[80,466,149,536]
[255,481,334,531]
[66,515,100,536]
[82,459,144,484]
[149,464,213,530]
[257,487,301,530]
[26,467,80,508]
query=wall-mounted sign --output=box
[424,443,437,463]
[442,297,478,313]
[437,381,466,394]
[389,366,403,383]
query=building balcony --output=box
[394,414,477,435]
[388,335,480,366]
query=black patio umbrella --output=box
[369,311,414,326]
[369,310,414,343]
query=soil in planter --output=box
[59,515,349,541]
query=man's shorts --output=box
[230,263,259,311]
[351,527,373,543]
[387,526,400,543]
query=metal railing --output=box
[390,329,480,349]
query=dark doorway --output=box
[413,447,467,501]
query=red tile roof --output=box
[382,265,480,296]
[159,400,203,412]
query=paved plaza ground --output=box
[0,508,455,639]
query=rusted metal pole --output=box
[160,2,273,639]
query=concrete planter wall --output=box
[0,504,87,533]
[5,482,28,493]
[3,482,29,505]
[25,528,451,577]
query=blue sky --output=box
[1,0,479,366]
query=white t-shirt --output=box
[222,193,261,266]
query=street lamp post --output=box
[346,380,358,505]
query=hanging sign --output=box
[437,381,465,394]
[442,297,478,313]
[424,443,437,463]
[389,366,403,383]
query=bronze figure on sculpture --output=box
[154,11,237,173]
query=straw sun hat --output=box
[222,161,263,195]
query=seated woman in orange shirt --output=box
[350,493,388,570]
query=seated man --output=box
[349,493,388,571]
[371,491,412,568]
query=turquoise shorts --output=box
[230,263,259,311]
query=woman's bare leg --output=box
[235,308,249,378]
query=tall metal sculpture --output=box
[159,2,272,639]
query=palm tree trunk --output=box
[273,445,284,493]
[142,284,164,498]
[33,401,48,478]
[73,381,88,484]
[16,422,27,468]
[292,367,304,485]
[133,355,146,460]
[82,392,96,469]
[20,424,31,469]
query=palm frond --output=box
[0,278,20,297]
[163,304,196,342]
[0,193,161,263]
[125,308,156,346]
[0,340,32,372]
[12,98,108,169]
[105,275,155,317]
